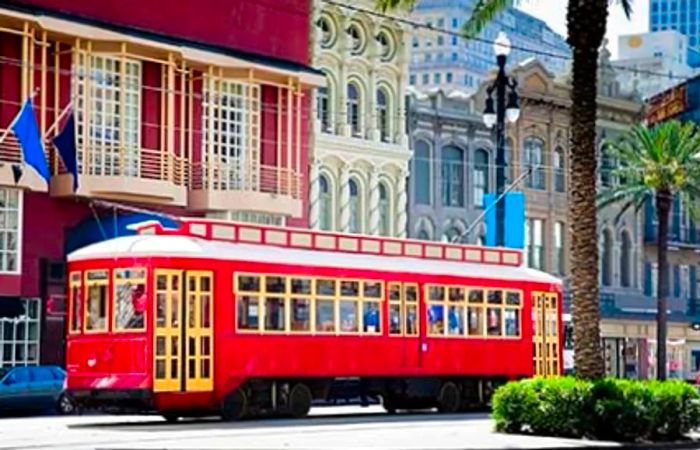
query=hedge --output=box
[492,377,700,442]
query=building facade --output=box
[407,55,700,381]
[307,0,412,237]
[614,31,695,99]
[0,0,322,367]
[650,0,700,66]
[409,0,570,94]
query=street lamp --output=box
[483,31,520,248]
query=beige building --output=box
[308,0,412,237]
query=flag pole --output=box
[43,100,74,139]
[0,88,41,147]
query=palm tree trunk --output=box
[655,190,672,381]
[566,0,609,380]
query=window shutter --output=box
[674,265,681,298]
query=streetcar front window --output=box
[85,270,109,332]
[68,272,82,334]
[114,268,147,331]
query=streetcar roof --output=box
[68,235,562,285]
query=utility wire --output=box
[320,0,696,83]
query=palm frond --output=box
[614,0,634,20]
[374,0,417,12]
[462,0,513,38]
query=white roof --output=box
[68,235,562,285]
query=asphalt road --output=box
[0,405,621,450]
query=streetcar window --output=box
[363,281,382,298]
[389,303,401,334]
[449,287,465,302]
[238,296,260,330]
[487,290,503,305]
[487,308,502,336]
[340,300,359,332]
[114,268,147,331]
[467,307,484,335]
[506,291,521,305]
[264,297,285,331]
[469,289,484,303]
[504,309,520,336]
[363,300,380,333]
[341,281,359,296]
[85,270,108,332]
[316,299,335,332]
[266,276,286,294]
[389,284,401,301]
[291,298,311,331]
[428,304,444,335]
[238,275,260,292]
[447,305,464,335]
[69,272,82,334]
[291,278,312,295]
[405,285,418,336]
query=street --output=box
[0,406,621,450]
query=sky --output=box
[517,1,650,59]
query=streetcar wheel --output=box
[437,382,460,413]
[288,383,312,419]
[163,413,180,423]
[221,389,248,421]
[382,394,397,414]
[57,393,75,415]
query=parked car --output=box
[0,365,74,415]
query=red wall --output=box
[13,0,311,65]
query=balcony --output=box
[50,146,187,206]
[188,162,303,216]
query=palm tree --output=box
[375,0,632,379]
[598,120,700,380]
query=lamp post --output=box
[483,31,520,247]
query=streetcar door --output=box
[153,270,214,393]
[532,292,560,377]
[388,283,420,367]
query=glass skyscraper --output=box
[410,0,571,93]
[650,0,700,66]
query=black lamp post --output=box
[483,32,520,247]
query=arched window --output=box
[602,229,614,286]
[524,137,545,190]
[347,82,361,136]
[414,140,431,205]
[349,178,362,233]
[441,146,464,207]
[473,149,489,207]
[319,174,332,231]
[316,75,333,132]
[377,88,390,142]
[554,147,565,192]
[620,230,632,288]
[378,182,391,236]
[442,227,461,243]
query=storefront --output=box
[601,318,700,381]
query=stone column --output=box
[395,168,409,238]
[338,165,351,232]
[308,159,321,230]
[368,168,380,235]
[337,15,350,137]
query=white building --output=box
[614,30,696,99]
[308,0,412,237]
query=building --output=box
[613,31,695,99]
[650,0,700,66]
[409,0,570,94]
[307,0,412,237]
[0,0,323,367]
[407,52,700,381]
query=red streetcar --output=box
[65,219,563,421]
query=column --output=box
[308,159,321,230]
[395,168,409,238]
[368,168,380,235]
[396,73,408,146]
[367,20,379,141]
[338,165,351,232]
[337,15,350,137]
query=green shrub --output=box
[491,377,700,442]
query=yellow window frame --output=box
[84,269,110,334]
[112,268,148,333]
[68,271,82,335]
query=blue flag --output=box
[53,112,78,192]
[484,192,526,249]
[11,99,50,183]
